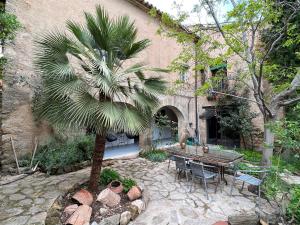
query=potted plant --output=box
[107,180,123,194]
[202,143,209,153]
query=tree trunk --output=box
[262,121,275,166]
[88,134,106,192]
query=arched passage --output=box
[151,105,184,147]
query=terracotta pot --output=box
[72,189,93,206]
[127,186,142,201]
[107,180,123,194]
[203,146,209,153]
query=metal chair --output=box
[173,155,190,182]
[189,161,220,199]
[230,166,270,205]
[167,155,176,171]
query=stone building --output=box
[1,0,264,173]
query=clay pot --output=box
[203,146,209,153]
[97,188,121,207]
[72,189,93,206]
[107,180,123,194]
[127,186,142,201]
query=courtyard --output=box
[1,0,300,224]
[0,158,277,225]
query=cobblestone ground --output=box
[111,158,273,225]
[0,168,90,225]
[0,158,275,225]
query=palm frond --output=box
[34,5,168,136]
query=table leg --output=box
[221,166,228,185]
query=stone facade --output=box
[1,0,264,172]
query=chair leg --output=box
[240,181,245,192]
[258,185,261,208]
[185,170,189,182]
[190,176,194,192]
[230,177,236,196]
[203,178,209,200]
[214,176,219,193]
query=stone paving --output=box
[110,158,272,225]
[0,158,276,225]
[0,168,90,225]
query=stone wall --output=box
[1,0,265,173]
[0,0,187,172]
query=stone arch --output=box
[139,96,189,150]
[151,104,186,147]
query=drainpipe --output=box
[194,38,200,145]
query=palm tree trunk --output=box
[88,134,106,192]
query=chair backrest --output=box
[189,161,205,177]
[173,155,187,170]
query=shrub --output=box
[34,135,94,174]
[122,178,137,193]
[99,168,121,185]
[140,148,168,162]
[235,148,262,163]
[287,186,300,224]
[18,154,31,167]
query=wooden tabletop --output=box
[165,147,243,167]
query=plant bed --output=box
[46,169,147,225]
[60,184,132,224]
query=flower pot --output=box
[203,146,209,153]
[107,180,123,194]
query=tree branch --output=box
[279,96,300,106]
[272,71,300,104]
[203,0,250,63]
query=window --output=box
[210,64,228,92]
[179,71,188,82]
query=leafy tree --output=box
[261,0,300,92]
[216,89,258,149]
[152,0,300,165]
[34,6,167,192]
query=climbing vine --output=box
[0,2,21,79]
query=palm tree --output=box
[34,6,167,192]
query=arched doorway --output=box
[152,106,184,147]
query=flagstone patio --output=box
[0,158,277,225]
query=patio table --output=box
[165,146,243,185]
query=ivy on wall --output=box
[0,2,21,79]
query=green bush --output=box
[99,168,121,185]
[122,177,137,193]
[34,135,94,174]
[272,155,300,174]
[18,154,31,167]
[287,186,300,224]
[235,148,262,163]
[140,148,168,162]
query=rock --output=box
[212,222,228,225]
[99,207,109,215]
[97,188,120,207]
[65,204,92,225]
[9,193,26,201]
[228,213,259,225]
[128,205,139,220]
[280,173,300,185]
[131,199,145,213]
[91,222,98,225]
[99,214,120,225]
[120,211,131,225]
[64,204,79,215]
[72,189,93,206]
[127,186,142,201]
